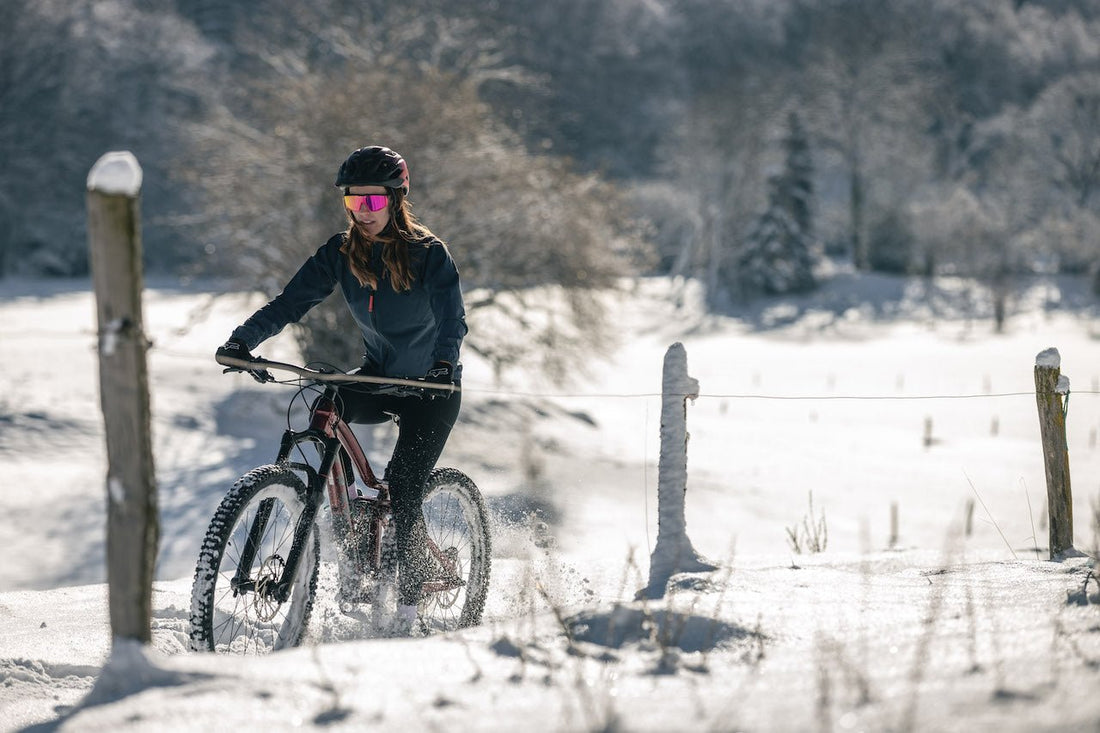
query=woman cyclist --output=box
[216,145,467,634]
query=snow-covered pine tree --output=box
[727,112,817,297]
[776,111,814,239]
[732,195,817,296]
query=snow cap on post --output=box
[1035,347,1060,369]
[87,151,143,197]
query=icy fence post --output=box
[87,152,157,644]
[641,343,717,599]
[1034,348,1074,559]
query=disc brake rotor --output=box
[253,555,286,622]
[430,547,464,609]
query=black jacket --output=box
[232,233,467,379]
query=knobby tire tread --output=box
[189,464,319,653]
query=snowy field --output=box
[1,273,1099,731]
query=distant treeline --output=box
[3,0,1099,303]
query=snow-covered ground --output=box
[1,273,1098,732]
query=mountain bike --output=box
[189,355,491,654]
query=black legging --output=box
[338,385,461,606]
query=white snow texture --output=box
[1,274,1099,732]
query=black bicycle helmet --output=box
[334,145,410,194]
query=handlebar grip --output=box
[215,354,259,370]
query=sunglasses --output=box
[343,193,390,212]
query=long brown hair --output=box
[340,188,438,291]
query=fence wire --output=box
[462,388,1100,401]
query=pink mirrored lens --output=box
[343,194,389,212]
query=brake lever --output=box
[221,361,275,383]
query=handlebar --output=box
[215,354,460,393]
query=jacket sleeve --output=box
[424,241,468,365]
[231,237,342,350]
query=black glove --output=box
[423,360,454,397]
[216,337,273,383]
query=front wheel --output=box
[189,464,320,654]
[415,467,492,633]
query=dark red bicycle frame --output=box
[256,386,463,600]
[307,391,391,571]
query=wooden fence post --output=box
[87,151,157,644]
[1033,348,1074,559]
[641,343,717,599]
[889,502,899,549]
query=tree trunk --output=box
[850,161,866,270]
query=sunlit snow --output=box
[1,274,1098,732]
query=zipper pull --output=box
[369,293,374,313]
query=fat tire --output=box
[417,467,492,633]
[189,464,320,654]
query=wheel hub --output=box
[253,554,286,622]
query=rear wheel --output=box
[415,467,491,633]
[189,465,319,654]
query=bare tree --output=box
[791,0,935,271]
[0,0,211,275]
[178,53,648,381]
[910,185,1015,331]
[664,76,785,309]
[1041,73,1100,212]
[0,0,72,275]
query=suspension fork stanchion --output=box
[276,429,302,463]
[270,494,323,603]
[231,498,276,594]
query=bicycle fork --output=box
[229,430,335,604]
[230,496,323,605]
